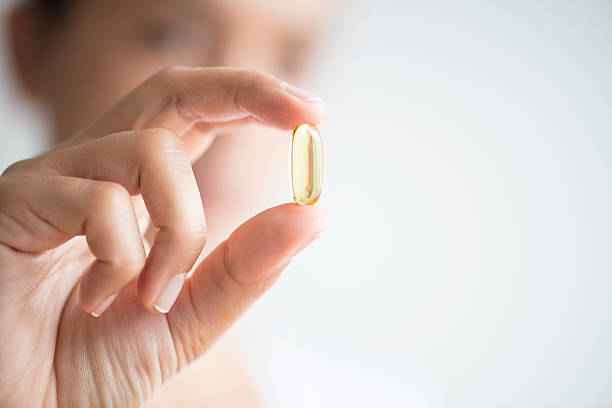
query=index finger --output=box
[72,67,326,147]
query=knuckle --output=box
[172,219,207,251]
[91,182,131,214]
[1,158,39,177]
[162,221,206,267]
[151,65,186,89]
[238,68,269,91]
[234,68,273,108]
[3,151,71,178]
[181,209,207,238]
[189,222,207,248]
[89,253,144,290]
[158,65,182,78]
[0,177,15,211]
[144,66,186,120]
[240,67,266,82]
[0,175,39,210]
[136,128,185,157]
[98,252,144,280]
[116,250,146,276]
[192,221,207,238]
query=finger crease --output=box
[160,314,181,378]
[223,242,247,288]
[173,92,200,127]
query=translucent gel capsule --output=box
[291,124,323,205]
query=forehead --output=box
[212,0,330,22]
[85,0,332,29]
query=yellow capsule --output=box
[291,124,323,205]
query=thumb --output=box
[164,203,327,368]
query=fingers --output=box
[1,67,327,317]
[165,203,326,368]
[0,175,145,315]
[25,128,207,313]
[72,67,325,158]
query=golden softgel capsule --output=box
[291,124,323,205]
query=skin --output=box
[1,0,333,406]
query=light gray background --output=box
[1,1,611,407]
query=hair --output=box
[32,0,72,23]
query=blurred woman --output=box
[0,0,333,406]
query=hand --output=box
[0,67,326,407]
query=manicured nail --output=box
[91,293,118,318]
[154,273,187,313]
[283,82,325,103]
[277,232,323,270]
[274,257,293,271]
[292,231,325,257]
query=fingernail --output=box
[283,82,325,103]
[154,273,187,313]
[91,293,118,318]
[292,231,325,257]
[279,232,323,269]
[274,257,293,271]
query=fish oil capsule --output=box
[291,124,323,205]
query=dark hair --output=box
[32,0,72,22]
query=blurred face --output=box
[30,0,331,243]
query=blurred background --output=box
[1,0,612,407]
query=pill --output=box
[291,124,323,205]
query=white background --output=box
[2,1,612,407]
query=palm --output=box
[2,233,173,406]
[54,274,178,407]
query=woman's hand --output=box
[0,67,326,407]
